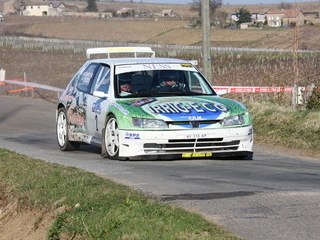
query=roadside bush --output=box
[306,87,320,110]
[248,101,320,154]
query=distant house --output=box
[20,1,68,16]
[267,9,304,27]
[230,13,238,22]
[116,8,134,17]
[251,13,266,24]
[155,9,180,19]
[159,9,176,18]
[303,11,319,19]
[229,12,266,25]
[302,10,320,24]
[99,11,113,19]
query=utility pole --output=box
[292,0,300,107]
[202,0,212,83]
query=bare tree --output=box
[190,0,223,19]
[277,2,293,9]
[85,0,98,12]
[213,10,228,26]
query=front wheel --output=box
[56,108,80,151]
[102,115,121,160]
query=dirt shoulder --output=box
[0,188,55,240]
[254,142,320,161]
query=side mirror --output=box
[93,91,110,98]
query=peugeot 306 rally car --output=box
[56,47,253,160]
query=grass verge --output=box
[0,148,239,240]
[248,101,320,158]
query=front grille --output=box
[168,120,221,128]
[144,138,240,154]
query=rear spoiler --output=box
[86,47,155,59]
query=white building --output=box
[251,13,266,24]
[20,1,68,16]
[230,13,266,24]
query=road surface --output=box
[1,95,320,240]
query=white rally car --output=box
[56,47,253,160]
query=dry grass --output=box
[0,48,84,88]
[211,52,320,87]
[1,12,320,103]
[0,47,85,101]
[1,45,320,103]
[2,15,320,51]
[19,18,188,43]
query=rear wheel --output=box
[56,108,80,151]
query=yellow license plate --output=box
[182,152,213,158]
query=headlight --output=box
[221,115,245,126]
[132,118,168,128]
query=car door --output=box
[68,63,100,143]
[86,64,112,145]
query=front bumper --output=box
[118,126,253,159]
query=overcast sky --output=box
[137,0,319,5]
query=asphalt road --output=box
[1,95,320,240]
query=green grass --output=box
[248,101,320,155]
[0,149,239,240]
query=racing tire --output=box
[102,115,124,160]
[56,108,80,151]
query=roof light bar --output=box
[86,47,155,59]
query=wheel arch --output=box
[56,103,67,120]
[104,111,124,128]
[57,103,65,110]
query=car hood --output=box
[115,96,247,121]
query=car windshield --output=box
[115,68,216,98]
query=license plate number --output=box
[182,152,213,158]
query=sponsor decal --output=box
[115,64,198,74]
[129,98,157,107]
[92,102,102,114]
[148,101,227,115]
[92,99,105,115]
[142,64,172,70]
[90,136,102,145]
[188,116,203,121]
[61,95,74,102]
[125,132,140,139]
[180,63,192,68]
[113,103,129,115]
[182,152,213,158]
[68,113,85,126]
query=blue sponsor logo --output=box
[92,102,102,114]
[148,101,227,121]
[125,132,140,139]
[90,136,102,145]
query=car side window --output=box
[77,63,99,93]
[91,65,111,93]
